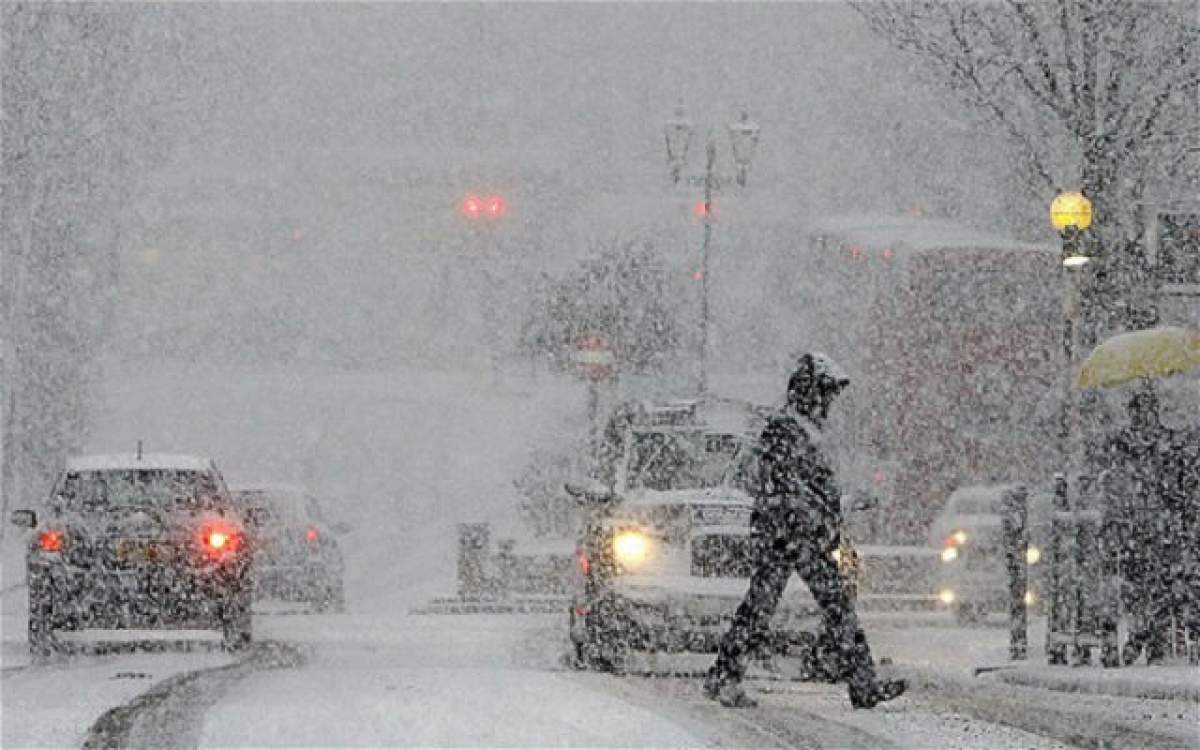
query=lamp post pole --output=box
[1048,192,1094,664]
[698,137,717,396]
[664,105,759,396]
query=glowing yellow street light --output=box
[1050,192,1093,232]
[1052,192,1093,268]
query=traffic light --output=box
[485,195,506,218]
[462,193,506,220]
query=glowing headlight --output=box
[952,530,968,545]
[831,548,842,563]
[613,530,650,568]
[938,588,956,605]
[1024,590,1037,606]
[940,546,959,563]
[1026,546,1041,565]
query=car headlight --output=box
[613,530,650,569]
[1026,546,1041,565]
[952,530,968,545]
[831,548,842,563]
[940,546,959,563]
[938,588,956,605]
[1024,589,1037,606]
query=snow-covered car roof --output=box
[621,488,753,510]
[627,397,766,436]
[65,453,217,473]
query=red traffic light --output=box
[462,193,506,220]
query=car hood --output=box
[614,574,819,617]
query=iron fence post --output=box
[1002,485,1029,660]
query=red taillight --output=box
[305,527,319,543]
[577,552,590,575]
[39,530,64,552]
[200,524,240,555]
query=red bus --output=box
[803,216,1061,543]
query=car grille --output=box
[691,534,755,578]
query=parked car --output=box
[231,483,347,611]
[929,484,1051,624]
[9,453,253,661]
[566,398,857,676]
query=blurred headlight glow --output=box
[613,530,649,568]
[1024,590,1037,606]
[831,548,842,563]
[940,546,959,563]
[1026,546,1041,565]
[952,530,968,545]
[938,588,956,605]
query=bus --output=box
[801,216,1061,543]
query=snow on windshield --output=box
[627,430,742,492]
[56,470,219,511]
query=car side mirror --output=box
[10,509,37,528]
[564,479,616,505]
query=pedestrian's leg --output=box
[795,546,897,706]
[711,559,789,688]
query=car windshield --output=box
[627,429,742,491]
[56,469,221,511]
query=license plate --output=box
[116,540,172,562]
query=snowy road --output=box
[4,583,1197,748]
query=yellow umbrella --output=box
[1075,326,1200,389]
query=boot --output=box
[849,678,907,709]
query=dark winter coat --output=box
[752,407,843,551]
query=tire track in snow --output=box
[81,640,304,750]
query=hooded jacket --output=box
[753,402,843,530]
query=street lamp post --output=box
[663,104,759,395]
[1047,191,1094,664]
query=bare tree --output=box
[519,239,685,376]
[856,1,1199,337]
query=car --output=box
[565,398,857,676]
[929,483,1052,624]
[9,452,253,661]
[230,484,347,611]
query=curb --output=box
[990,667,1200,704]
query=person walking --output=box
[703,353,907,708]
[1104,386,1174,665]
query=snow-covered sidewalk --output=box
[989,661,1198,703]
[868,609,1195,700]
[867,612,1197,703]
